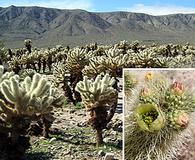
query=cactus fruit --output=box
[76,73,118,146]
[125,71,195,160]
[168,110,189,130]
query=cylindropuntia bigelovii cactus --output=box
[0,72,64,136]
[0,66,64,159]
[125,71,195,160]
[24,39,32,53]
[75,73,118,146]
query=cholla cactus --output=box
[18,68,37,80]
[0,72,64,133]
[64,48,94,103]
[8,56,21,73]
[102,45,129,77]
[6,40,195,74]
[0,65,15,82]
[130,40,140,52]
[53,62,79,105]
[24,39,32,53]
[125,71,195,160]
[76,73,118,146]
[82,56,105,78]
[52,63,67,87]
[7,45,67,74]
[65,47,91,74]
[0,66,64,159]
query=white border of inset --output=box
[122,68,195,160]
[122,68,125,160]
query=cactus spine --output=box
[76,73,118,146]
[125,71,195,160]
[0,65,64,159]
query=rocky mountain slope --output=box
[1,5,195,47]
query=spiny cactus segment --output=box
[76,73,118,146]
[125,71,195,160]
[0,65,64,159]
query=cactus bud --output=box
[168,110,189,130]
[171,81,184,95]
[140,87,151,97]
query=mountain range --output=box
[1,5,195,48]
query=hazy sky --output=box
[1,0,195,15]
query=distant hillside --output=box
[1,5,195,48]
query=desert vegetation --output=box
[0,40,124,160]
[1,39,195,159]
[124,70,195,160]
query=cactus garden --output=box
[1,39,195,159]
[0,40,124,160]
[124,70,195,160]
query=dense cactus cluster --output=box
[4,40,195,76]
[0,65,64,160]
[0,39,127,158]
[2,39,195,159]
[125,71,195,160]
[7,45,68,73]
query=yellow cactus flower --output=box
[135,104,165,132]
[145,72,153,81]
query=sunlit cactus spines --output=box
[124,72,137,90]
[3,39,195,159]
[82,56,105,78]
[102,49,129,77]
[125,71,195,160]
[0,71,64,118]
[75,73,117,110]
[0,67,64,133]
[4,40,195,76]
[18,68,37,80]
[76,73,118,146]
[65,47,91,73]
[0,66,63,159]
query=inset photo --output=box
[124,69,195,160]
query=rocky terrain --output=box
[1,6,195,47]
[24,79,123,160]
[25,106,122,160]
